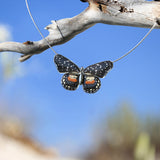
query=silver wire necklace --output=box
[25,0,157,94]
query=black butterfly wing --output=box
[54,54,80,73]
[61,73,80,91]
[83,61,113,78]
[82,75,101,93]
[54,54,80,91]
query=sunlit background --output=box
[0,0,160,159]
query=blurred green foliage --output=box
[135,133,155,160]
[0,25,22,84]
[86,103,160,160]
[0,53,20,81]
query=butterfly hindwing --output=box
[83,61,113,78]
[61,73,80,91]
[83,75,101,93]
[54,54,80,73]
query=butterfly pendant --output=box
[54,54,113,94]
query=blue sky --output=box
[0,0,160,157]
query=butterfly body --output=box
[54,54,113,93]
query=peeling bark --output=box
[0,0,160,61]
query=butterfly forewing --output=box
[84,61,113,78]
[54,54,80,73]
[61,73,80,91]
[83,75,101,93]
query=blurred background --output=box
[0,0,160,159]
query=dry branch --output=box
[0,0,160,61]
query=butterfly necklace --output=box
[25,0,157,93]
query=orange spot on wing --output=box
[68,76,77,83]
[85,80,95,84]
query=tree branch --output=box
[0,0,160,62]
